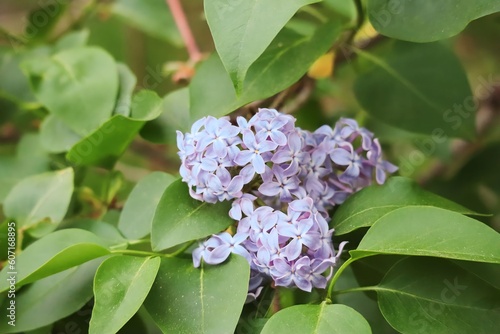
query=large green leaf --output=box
[190,20,342,120]
[21,47,119,136]
[374,257,500,333]
[144,255,250,334]
[119,172,176,239]
[261,303,372,334]
[40,114,81,153]
[66,90,163,168]
[332,177,478,235]
[151,179,234,251]
[53,29,90,52]
[112,0,182,46]
[354,41,475,139]
[367,0,500,42]
[90,256,160,334]
[0,134,49,203]
[205,0,319,91]
[68,219,127,248]
[0,229,110,292]
[334,265,398,333]
[351,206,500,264]
[0,259,102,333]
[3,168,74,231]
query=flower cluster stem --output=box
[166,0,203,62]
[326,257,356,300]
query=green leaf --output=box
[367,0,500,42]
[40,114,81,153]
[144,255,250,333]
[0,259,102,334]
[0,48,43,105]
[190,20,342,119]
[112,0,182,46]
[353,41,475,139]
[0,133,50,203]
[90,256,160,334]
[151,179,234,251]
[332,177,479,235]
[53,29,90,52]
[205,0,320,91]
[334,265,398,333]
[351,206,500,264]
[68,219,127,248]
[324,0,358,24]
[114,63,137,116]
[21,46,119,136]
[0,229,110,292]
[140,88,190,143]
[261,303,372,334]
[66,90,163,168]
[119,172,176,239]
[4,168,74,231]
[374,257,500,333]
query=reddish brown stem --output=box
[166,0,202,62]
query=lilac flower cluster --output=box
[177,108,397,294]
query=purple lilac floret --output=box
[178,108,397,297]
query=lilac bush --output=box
[177,108,397,295]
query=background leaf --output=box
[40,114,81,153]
[144,255,250,334]
[374,257,500,334]
[367,0,500,42]
[351,206,500,264]
[205,0,320,90]
[21,46,119,136]
[90,256,160,334]
[0,134,49,203]
[151,179,234,251]
[0,259,102,334]
[66,90,163,168]
[354,41,475,139]
[119,172,176,239]
[0,229,109,292]
[190,21,342,120]
[261,303,372,334]
[332,177,478,235]
[112,0,182,46]
[4,168,74,231]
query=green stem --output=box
[326,257,356,300]
[111,249,159,257]
[300,6,327,23]
[331,286,376,297]
[167,240,195,257]
[110,240,195,258]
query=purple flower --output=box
[204,168,244,203]
[206,232,251,265]
[278,219,319,261]
[271,256,312,291]
[367,139,398,184]
[196,116,240,158]
[229,194,256,220]
[330,143,363,182]
[192,237,221,268]
[180,109,399,294]
[234,131,278,174]
[255,117,288,146]
[258,165,299,202]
